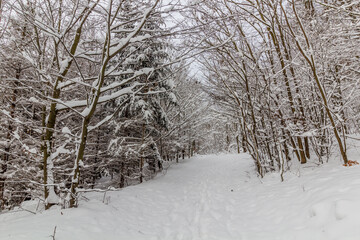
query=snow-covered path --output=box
[2,153,360,240]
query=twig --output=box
[36,200,40,211]
[81,195,90,202]
[50,226,57,240]
[102,192,107,204]
[18,206,36,215]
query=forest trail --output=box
[2,153,360,240]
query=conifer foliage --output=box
[0,0,206,210]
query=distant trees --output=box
[187,0,360,177]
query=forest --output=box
[0,0,359,213]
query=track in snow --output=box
[2,153,360,240]
[0,154,255,240]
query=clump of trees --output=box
[186,0,360,178]
[0,0,216,210]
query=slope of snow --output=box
[1,153,360,240]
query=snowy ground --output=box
[2,153,360,240]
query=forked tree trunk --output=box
[281,0,348,164]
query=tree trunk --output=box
[0,68,20,209]
[119,162,125,188]
[281,0,348,164]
